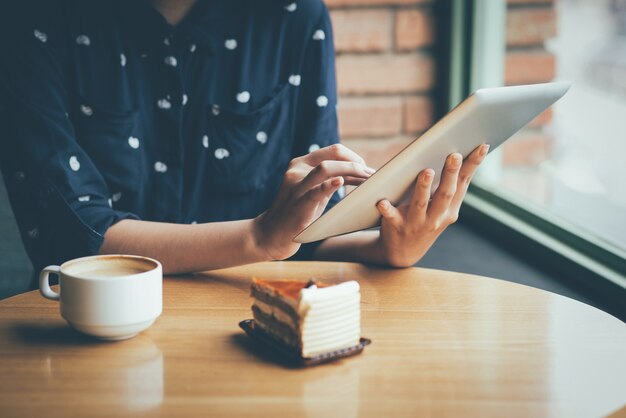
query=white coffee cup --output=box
[39,254,163,340]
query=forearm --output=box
[99,219,269,274]
[314,230,390,266]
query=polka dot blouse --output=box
[0,0,340,270]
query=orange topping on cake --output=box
[252,278,330,300]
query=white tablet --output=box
[294,81,570,244]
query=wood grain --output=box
[0,261,625,417]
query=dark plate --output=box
[238,319,371,367]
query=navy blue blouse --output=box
[0,0,340,271]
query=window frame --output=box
[446,0,626,310]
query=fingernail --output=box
[331,177,342,186]
[450,153,462,165]
[379,200,388,209]
[481,144,490,156]
[424,169,434,179]
[364,166,376,174]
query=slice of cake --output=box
[250,278,361,358]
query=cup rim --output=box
[59,254,162,281]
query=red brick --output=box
[501,130,552,166]
[508,0,553,4]
[331,9,391,53]
[395,9,434,51]
[326,0,430,7]
[342,136,414,169]
[507,8,556,46]
[505,51,555,85]
[338,97,403,138]
[528,108,552,128]
[403,95,433,134]
[336,53,434,94]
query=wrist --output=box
[376,234,420,268]
[248,217,275,262]
[251,214,301,261]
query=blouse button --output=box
[190,43,196,52]
[211,105,221,116]
[112,192,122,203]
[308,144,320,153]
[182,94,188,106]
[202,135,209,148]
[163,37,171,46]
[285,2,297,12]
[120,53,127,67]
[78,195,90,202]
[164,56,177,67]
[14,171,26,181]
[27,228,39,239]
[154,161,168,173]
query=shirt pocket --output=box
[73,98,142,193]
[205,83,293,194]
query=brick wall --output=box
[327,0,557,170]
[503,0,556,167]
[327,0,436,169]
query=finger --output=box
[377,199,403,229]
[342,176,368,186]
[408,168,434,224]
[429,152,462,216]
[295,160,374,198]
[301,144,367,167]
[450,143,489,210]
[301,176,343,209]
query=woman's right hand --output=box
[253,144,374,261]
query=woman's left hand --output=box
[375,143,490,268]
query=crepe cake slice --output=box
[250,278,361,358]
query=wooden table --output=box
[0,262,625,417]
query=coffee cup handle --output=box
[39,265,61,301]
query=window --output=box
[452,0,625,289]
[477,0,626,253]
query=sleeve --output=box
[289,3,342,261]
[0,4,139,271]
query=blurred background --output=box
[1,0,624,316]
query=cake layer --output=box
[252,306,299,349]
[253,299,297,329]
[251,285,300,318]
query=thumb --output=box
[377,199,402,229]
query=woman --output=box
[0,0,488,275]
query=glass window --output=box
[477,0,626,252]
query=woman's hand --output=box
[253,144,375,261]
[375,144,490,268]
